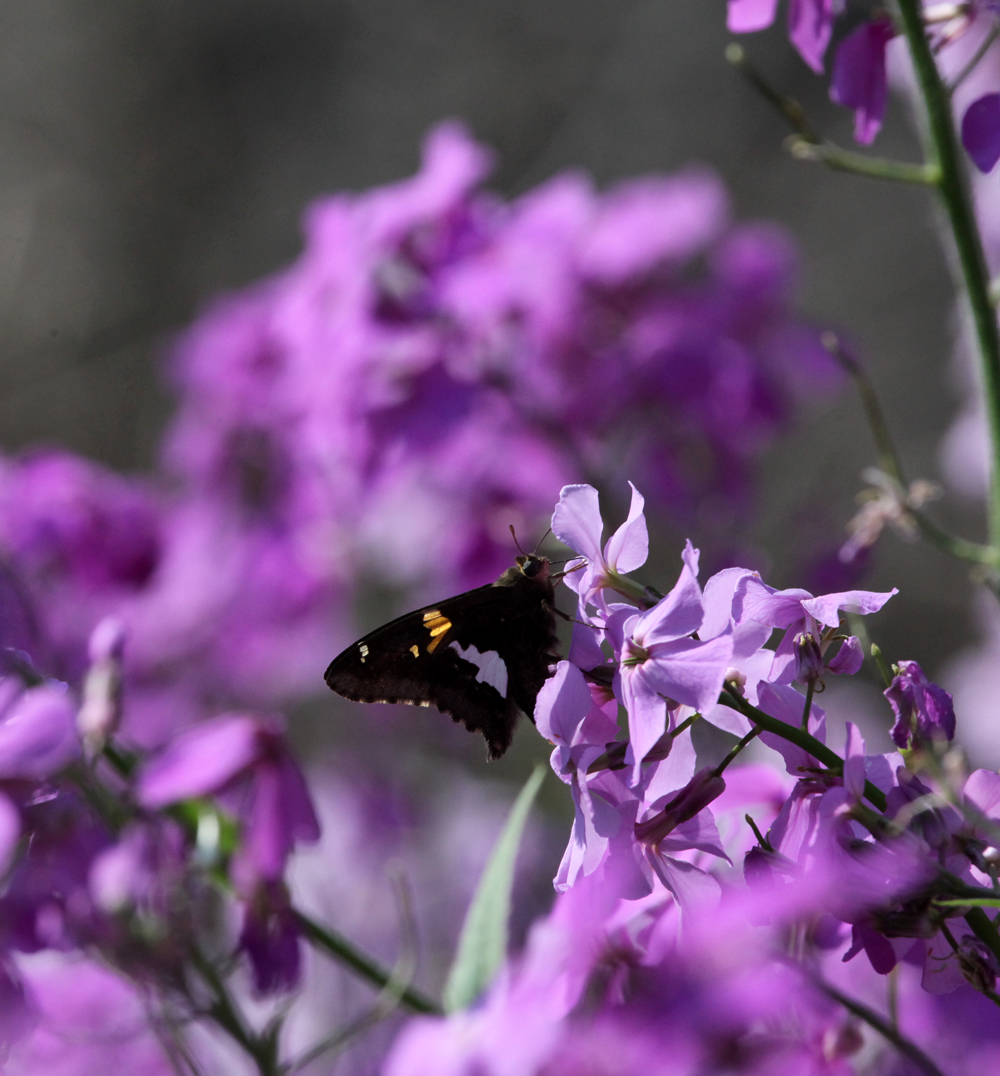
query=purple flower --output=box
[536,662,648,895]
[551,482,648,612]
[0,682,79,780]
[962,93,1000,173]
[830,16,896,145]
[788,0,836,73]
[885,660,957,748]
[137,713,320,886]
[632,768,727,848]
[11,956,173,1073]
[76,616,125,753]
[612,547,733,784]
[88,819,185,918]
[239,881,302,995]
[727,0,779,33]
[737,576,896,685]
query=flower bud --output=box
[884,660,956,749]
[633,767,726,846]
[77,616,126,754]
[724,667,747,694]
[792,631,824,684]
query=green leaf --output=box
[442,765,546,1013]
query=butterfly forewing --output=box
[325,557,559,759]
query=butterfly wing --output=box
[325,575,558,760]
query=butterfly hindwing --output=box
[325,556,559,759]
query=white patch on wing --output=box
[449,641,508,696]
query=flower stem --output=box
[814,977,948,1076]
[725,43,938,185]
[191,950,278,1076]
[801,680,816,730]
[826,330,1000,566]
[896,0,1000,554]
[712,725,762,777]
[787,135,939,185]
[720,686,887,810]
[294,911,441,1015]
[947,23,1000,94]
[963,905,1000,975]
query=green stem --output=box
[191,952,277,1076]
[825,330,999,566]
[787,135,939,185]
[720,687,887,811]
[294,911,441,1015]
[801,680,816,730]
[823,332,902,480]
[712,726,762,777]
[913,513,1000,566]
[725,43,937,186]
[815,978,947,1076]
[896,0,1000,552]
[947,23,1000,94]
[963,906,1000,971]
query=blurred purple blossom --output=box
[885,660,957,748]
[962,92,1000,173]
[138,712,320,886]
[830,17,896,144]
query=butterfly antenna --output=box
[532,527,553,555]
[509,525,526,555]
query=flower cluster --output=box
[382,484,1000,1076]
[0,125,835,728]
[0,623,322,1068]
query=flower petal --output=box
[137,714,263,808]
[602,482,648,575]
[728,0,779,32]
[800,587,897,628]
[963,93,1000,174]
[551,484,604,565]
[0,685,80,780]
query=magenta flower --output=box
[830,16,896,145]
[884,660,957,748]
[962,93,1000,173]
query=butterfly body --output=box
[324,555,559,759]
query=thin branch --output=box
[294,910,441,1016]
[824,331,1000,568]
[719,686,888,811]
[712,725,762,777]
[815,977,948,1076]
[284,871,421,1074]
[726,43,938,185]
[947,22,1000,94]
[788,136,939,185]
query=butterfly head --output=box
[515,553,550,581]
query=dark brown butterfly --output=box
[324,554,560,759]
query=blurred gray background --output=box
[0,0,977,730]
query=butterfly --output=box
[324,554,561,759]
